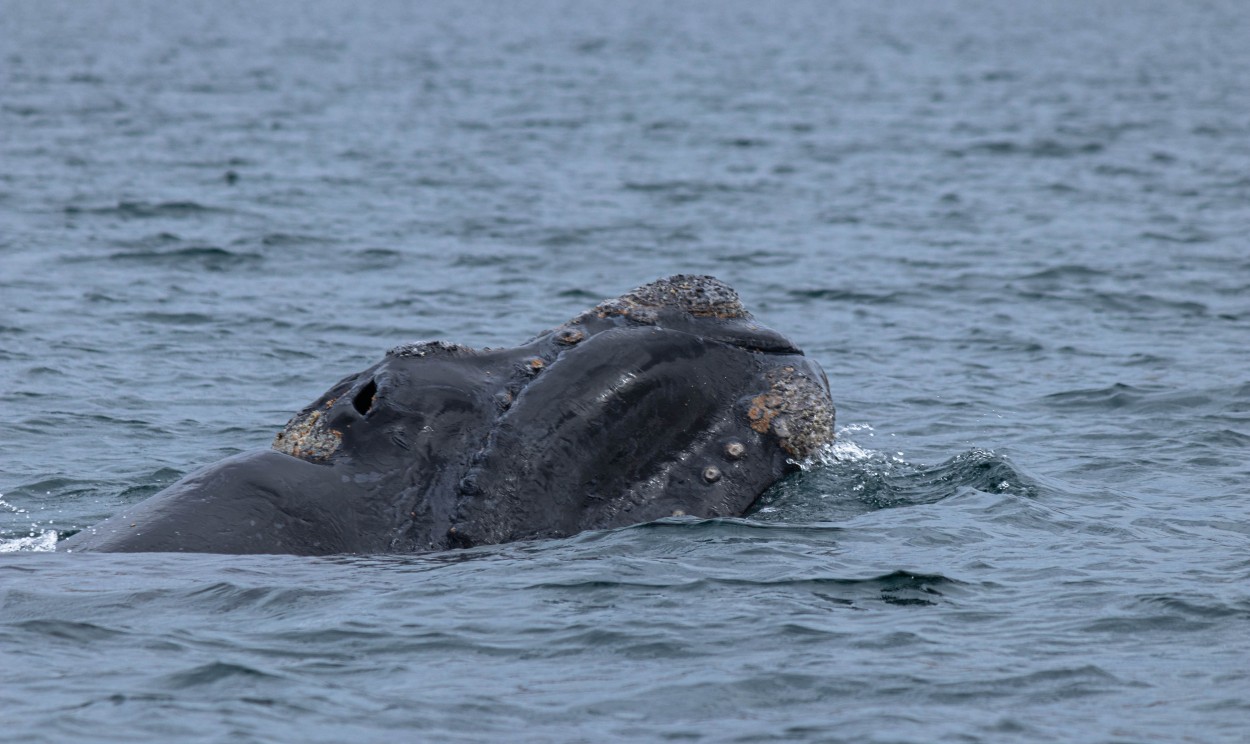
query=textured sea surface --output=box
[3,1,1249,741]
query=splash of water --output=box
[0,530,59,553]
[0,495,59,552]
[792,424,908,471]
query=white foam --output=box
[792,424,906,470]
[0,530,58,553]
[0,496,28,514]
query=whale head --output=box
[60,276,834,554]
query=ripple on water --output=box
[1041,382,1223,414]
[63,200,230,219]
[4,1,1250,741]
[162,661,282,689]
[104,246,264,272]
[754,428,1039,523]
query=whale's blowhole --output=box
[353,379,377,416]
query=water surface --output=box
[3,2,1249,742]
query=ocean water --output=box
[3,1,1249,741]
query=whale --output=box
[58,275,835,554]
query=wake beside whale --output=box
[59,275,835,555]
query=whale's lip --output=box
[634,323,803,355]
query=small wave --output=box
[554,288,603,301]
[1089,290,1209,317]
[115,468,184,501]
[503,116,586,130]
[621,179,743,192]
[712,250,800,267]
[1136,593,1250,621]
[621,179,762,204]
[929,664,1124,705]
[1018,264,1112,283]
[64,200,227,218]
[0,530,58,553]
[0,496,58,551]
[612,516,844,542]
[527,569,958,594]
[163,661,281,689]
[720,136,770,148]
[129,311,217,325]
[10,619,123,641]
[787,288,904,304]
[1140,229,1214,245]
[451,252,544,269]
[61,241,264,271]
[950,138,1105,158]
[106,246,263,269]
[346,248,403,271]
[1041,383,1219,414]
[757,426,1037,522]
[257,232,337,247]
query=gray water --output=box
[3,1,1249,741]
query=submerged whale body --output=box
[59,275,835,555]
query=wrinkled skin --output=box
[59,276,835,555]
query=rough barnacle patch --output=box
[387,340,474,359]
[592,299,659,324]
[273,408,342,461]
[555,328,585,345]
[589,274,748,321]
[745,365,835,459]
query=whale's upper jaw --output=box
[273,275,813,466]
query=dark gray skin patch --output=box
[59,275,836,555]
